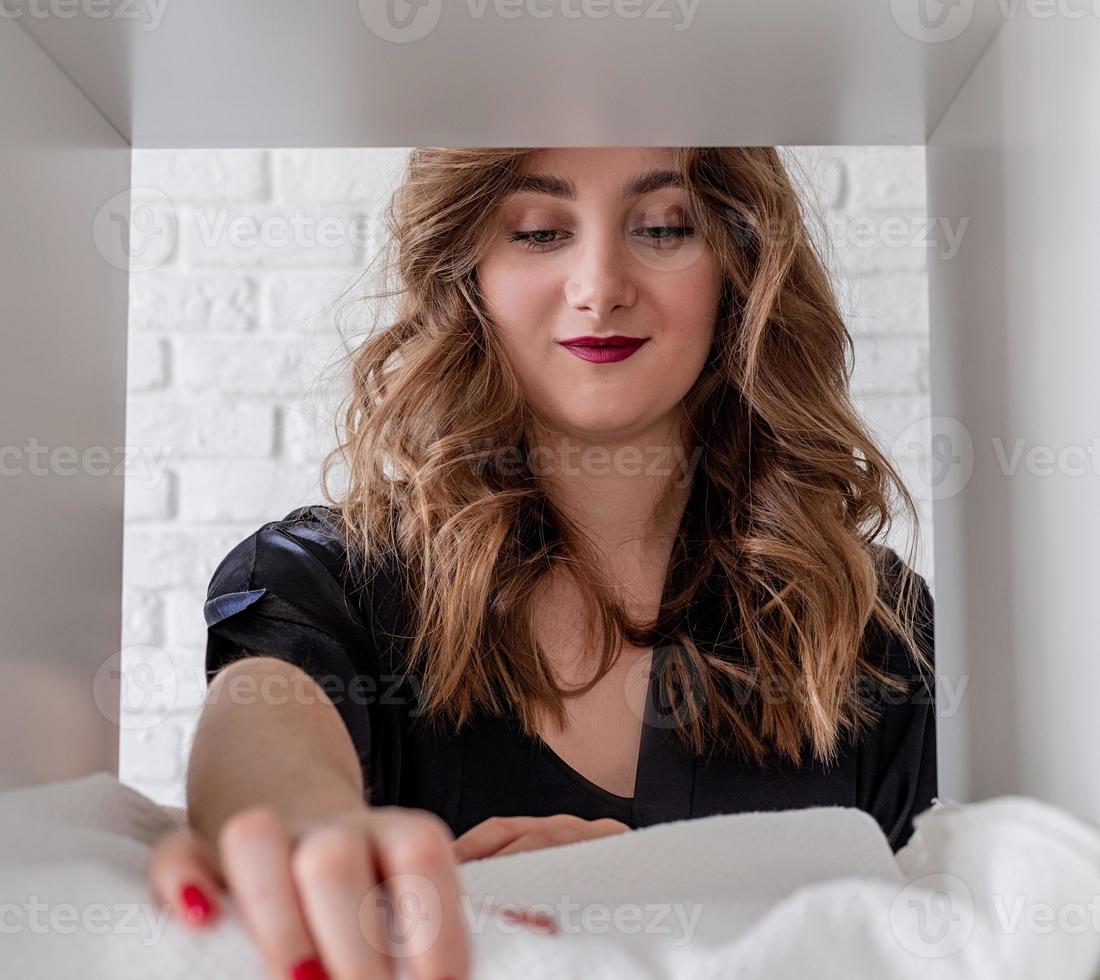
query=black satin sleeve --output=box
[856,552,938,852]
[202,505,387,801]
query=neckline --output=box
[532,732,636,805]
[520,538,685,813]
[524,641,667,807]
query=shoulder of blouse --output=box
[864,542,935,701]
[251,503,413,660]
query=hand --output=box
[148,803,471,980]
[451,814,631,863]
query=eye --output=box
[507,225,695,253]
[508,229,568,251]
[633,225,694,249]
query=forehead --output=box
[525,146,677,172]
[508,147,685,202]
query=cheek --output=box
[479,254,556,339]
[659,264,721,350]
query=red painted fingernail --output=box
[502,907,558,934]
[291,957,328,980]
[179,882,215,925]
[489,902,558,935]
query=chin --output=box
[550,409,645,442]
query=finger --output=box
[490,830,560,858]
[216,806,326,980]
[589,818,632,837]
[291,810,394,980]
[368,807,472,980]
[492,818,629,858]
[451,816,554,863]
[148,825,225,928]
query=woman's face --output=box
[477,148,724,444]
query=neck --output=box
[525,412,699,573]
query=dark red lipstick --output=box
[558,334,649,364]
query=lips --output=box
[559,335,645,347]
[558,335,649,364]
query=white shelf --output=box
[12,0,1005,147]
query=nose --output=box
[563,225,638,319]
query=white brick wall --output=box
[120,147,934,804]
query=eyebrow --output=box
[506,168,685,202]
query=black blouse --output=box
[203,504,938,852]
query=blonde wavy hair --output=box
[314,147,933,770]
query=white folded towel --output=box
[1,772,1098,979]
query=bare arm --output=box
[185,655,367,857]
[151,653,471,979]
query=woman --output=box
[149,146,936,980]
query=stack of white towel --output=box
[2,772,1099,978]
